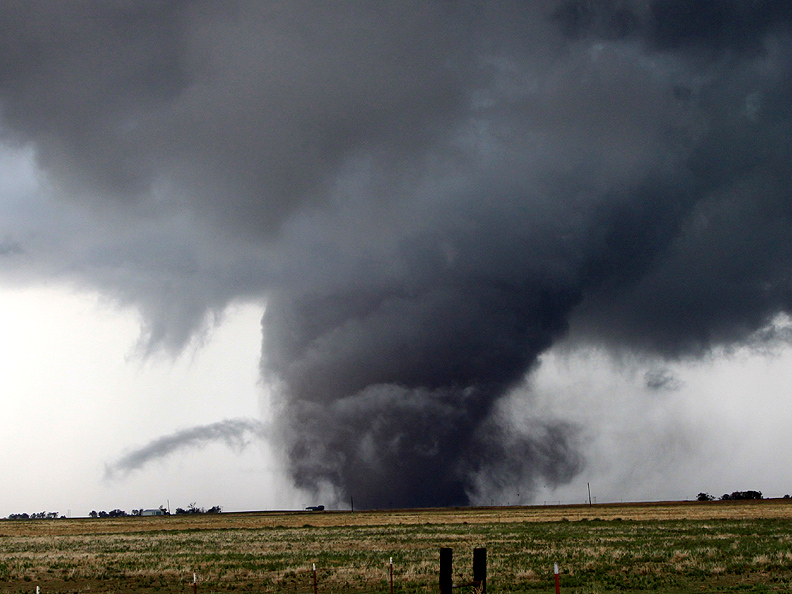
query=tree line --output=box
[696,490,768,501]
[7,512,64,520]
[3,503,222,520]
[89,503,222,517]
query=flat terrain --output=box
[1,499,792,593]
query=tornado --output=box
[0,1,791,507]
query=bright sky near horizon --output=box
[0,287,305,517]
[2,281,792,517]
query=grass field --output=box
[1,499,792,593]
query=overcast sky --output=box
[2,1,792,516]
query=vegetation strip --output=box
[0,500,791,593]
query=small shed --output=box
[141,509,165,516]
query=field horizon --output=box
[1,498,791,593]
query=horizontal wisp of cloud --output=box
[104,418,267,480]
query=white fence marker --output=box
[554,562,560,594]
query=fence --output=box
[28,548,564,593]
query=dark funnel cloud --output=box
[2,1,792,507]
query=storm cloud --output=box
[2,1,792,507]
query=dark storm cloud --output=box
[104,418,265,479]
[649,0,792,52]
[551,0,642,41]
[2,1,792,507]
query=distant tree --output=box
[174,503,219,514]
[697,493,715,502]
[175,503,206,514]
[8,513,29,520]
[784,495,791,499]
[108,509,127,518]
[730,491,762,500]
[158,505,169,515]
[721,491,762,501]
[131,509,142,516]
[98,511,109,518]
[89,511,98,518]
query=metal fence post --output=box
[554,562,560,594]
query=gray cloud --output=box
[1,1,792,507]
[0,238,22,256]
[104,418,265,480]
[644,369,684,391]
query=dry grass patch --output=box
[1,500,792,592]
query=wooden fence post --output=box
[439,548,453,594]
[473,548,487,594]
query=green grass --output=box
[0,504,791,593]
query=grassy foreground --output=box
[1,500,792,593]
